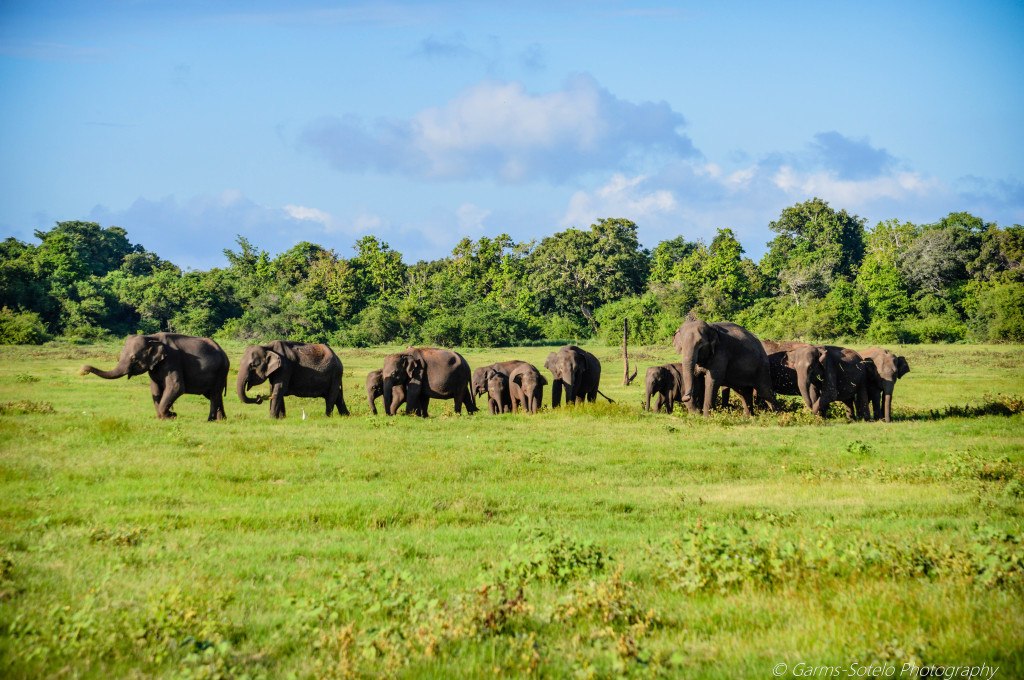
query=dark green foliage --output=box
[1,208,1022,345]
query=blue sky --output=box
[1,1,1022,268]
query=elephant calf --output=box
[644,363,684,413]
[508,362,546,414]
[366,369,410,416]
[237,341,348,418]
[485,370,513,414]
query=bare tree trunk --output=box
[622,319,637,386]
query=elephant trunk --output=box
[236,369,261,404]
[679,355,698,404]
[797,374,815,413]
[382,378,395,416]
[79,357,131,380]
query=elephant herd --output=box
[80,322,908,423]
[645,318,910,422]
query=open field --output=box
[1,342,1022,678]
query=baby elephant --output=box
[366,369,413,415]
[485,370,513,414]
[645,363,685,413]
[508,363,546,414]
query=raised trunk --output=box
[236,368,261,404]
[80,358,131,380]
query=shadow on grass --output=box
[900,394,1024,421]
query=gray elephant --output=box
[508,362,546,414]
[859,347,910,422]
[485,369,513,414]
[472,361,526,401]
[644,363,685,413]
[236,341,348,418]
[672,319,778,416]
[80,333,229,420]
[381,347,476,417]
[545,346,611,407]
[817,346,875,420]
[761,340,829,414]
[366,369,409,416]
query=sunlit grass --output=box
[0,342,1022,678]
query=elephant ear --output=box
[896,356,910,378]
[538,374,548,385]
[405,355,425,380]
[266,350,283,376]
[544,353,556,371]
[143,338,168,370]
[510,372,524,386]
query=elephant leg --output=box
[156,376,182,419]
[207,388,226,421]
[269,384,286,419]
[551,380,562,408]
[418,396,430,417]
[734,386,755,416]
[150,379,163,416]
[702,374,717,417]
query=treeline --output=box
[1,198,1022,346]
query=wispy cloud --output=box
[300,74,698,183]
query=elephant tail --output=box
[597,389,615,404]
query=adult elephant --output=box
[236,341,348,418]
[672,319,778,416]
[80,333,229,420]
[508,362,546,414]
[381,347,476,417]
[859,347,910,422]
[366,369,409,416]
[817,346,875,420]
[761,340,829,415]
[545,346,611,407]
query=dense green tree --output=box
[649,236,697,284]
[527,218,649,327]
[761,198,866,301]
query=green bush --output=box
[0,307,51,344]
[970,281,1024,342]
[339,302,401,347]
[593,294,673,345]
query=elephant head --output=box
[510,368,546,414]
[381,351,425,416]
[471,366,490,398]
[80,334,167,380]
[366,369,383,415]
[236,345,283,405]
[779,345,828,414]
[485,369,510,414]
[672,320,719,406]
[545,348,585,406]
[859,348,909,422]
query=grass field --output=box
[1,341,1022,679]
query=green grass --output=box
[0,341,1022,678]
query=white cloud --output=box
[561,173,677,227]
[301,74,697,183]
[456,203,490,233]
[772,166,942,205]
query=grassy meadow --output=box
[0,341,1022,678]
